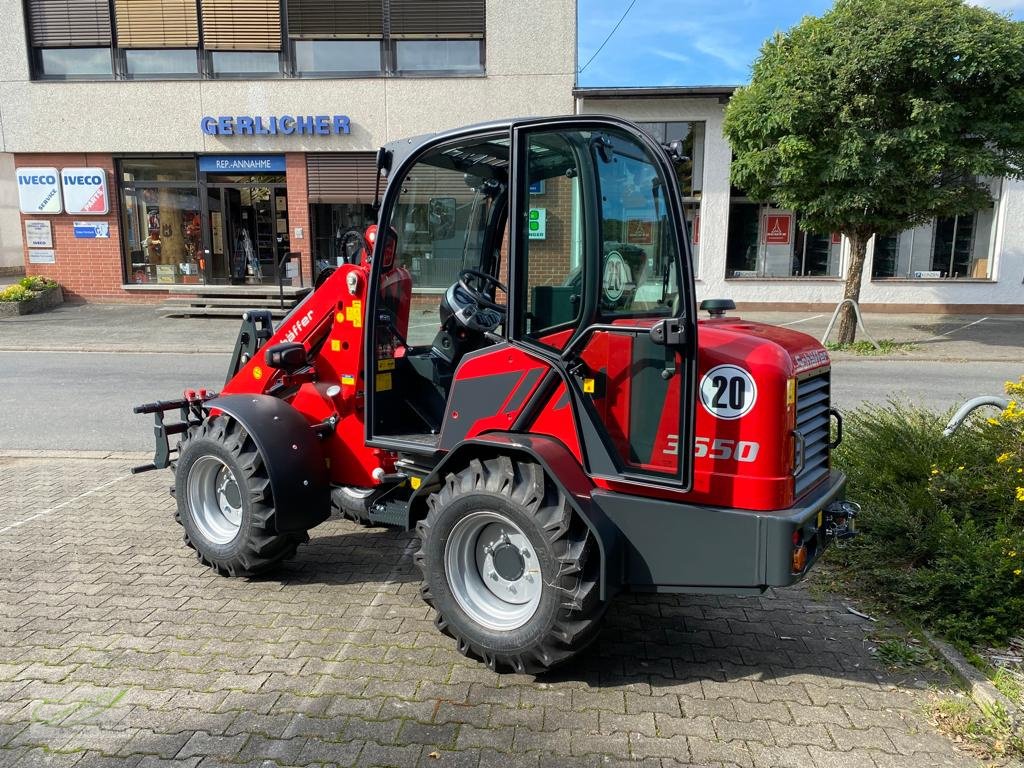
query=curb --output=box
[923,630,1023,729]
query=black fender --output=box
[205,394,331,534]
[408,433,623,600]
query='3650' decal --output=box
[663,436,760,462]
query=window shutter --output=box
[201,0,282,51]
[114,0,199,48]
[287,0,384,39]
[388,0,485,38]
[307,153,380,204]
[28,0,112,47]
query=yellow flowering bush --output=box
[833,378,1024,646]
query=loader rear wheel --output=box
[175,415,307,577]
[415,457,606,673]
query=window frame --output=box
[25,0,488,81]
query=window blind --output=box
[307,153,380,204]
[28,0,112,47]
[201,0,282,51]
[114,0,199,48]
[287,0,384,39]
[388,0,485,38]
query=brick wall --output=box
[285,154,313,286]
[526,174,575,290]
[14,153,155,302]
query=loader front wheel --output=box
[175,415,307,576]
[415,457,606,673]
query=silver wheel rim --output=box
[444,510,542,631]
[187,455,243,545]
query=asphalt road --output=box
[0,350,1019,452]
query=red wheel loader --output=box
[134,116,857,673]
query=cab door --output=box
[510,117,697,489]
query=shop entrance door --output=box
[202,176,289,285]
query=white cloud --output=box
[649,48,692,64]
[692,38,750,73]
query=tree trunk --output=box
[836,232,869,345]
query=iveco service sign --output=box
[61,168,109,215]
[17,167,62,214]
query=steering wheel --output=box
[458,269,507,311]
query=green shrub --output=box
[18,275,55,291]
[0,284,36,302]
[832,379,1024,647]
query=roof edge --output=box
[573,85,738,100]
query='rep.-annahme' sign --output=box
[61,168,109,215]
[17,167,62,214]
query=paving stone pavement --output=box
[0,455,985,768]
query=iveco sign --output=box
[16,166,109,215]
[17,167,62,214]
[61,167,109,215]
[201,114,351,136]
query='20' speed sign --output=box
[699,365,757,420]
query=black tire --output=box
[174,415,307,576]
[415,457,606,673]
[334,486,375,525]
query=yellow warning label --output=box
[582,378,595,394]
[253,366,263,380]
[341,375,356,386]
[346,300,363,328]
[409,477,422,490]
[377,358,395,371]
[330,339,341,352]
[817,510,823,529]
[786,378,796,407]
[376,372,392,391]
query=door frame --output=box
[507,115,698,491]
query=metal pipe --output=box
[821,298,881,350]
[942,396,1011,437]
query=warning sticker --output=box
[377,358,395,371]
[376,372,392,391]
[345,300,363,328]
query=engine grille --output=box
[794,370,831,497]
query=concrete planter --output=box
[0,285,64,317]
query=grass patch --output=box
[828,378,1024,649]
[872,636,933,668]
[930,697,1024,761]
[825,338,916,355]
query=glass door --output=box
[201,175,287,285]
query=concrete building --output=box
[2,1,1020,313]
[577,87,1023,313]
[0,0,576,299]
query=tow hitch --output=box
[823,500,859,541]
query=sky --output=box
[576,0,1024,88]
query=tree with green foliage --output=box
[723,0,1024,343]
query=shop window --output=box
[125,49,198,77]
[871,208,996,279]
[725,200,840,278]
[119,175,202,285]
[37,48,112,78]
[394,40,483,73]
[210,51,281,75]
[309,203,377,279]
[294,40,382,73]
[121,158,196,183]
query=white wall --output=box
[0,153,22,273]
[580,95,1024,309]
[0,0,577,153]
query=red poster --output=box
[692,214,700,245]
[764,214,791,245]
[831,232,842,245]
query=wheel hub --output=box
[187,455,244,546]
[491,542,525,581]
[444,511,542,631]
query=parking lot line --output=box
[931,316,989,339]
[779,313,826,326]
[0,472,130,535]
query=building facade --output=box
[1,0,576,299]
[578,87,1024,313]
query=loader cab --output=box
[367,116,697,489]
